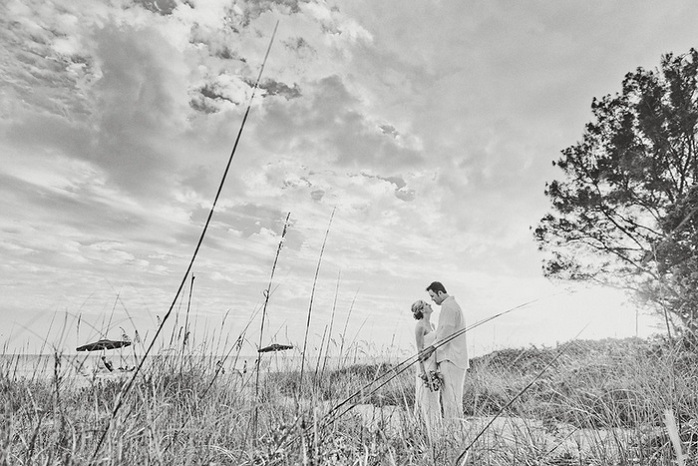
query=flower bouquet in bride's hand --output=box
[420,369,444,392]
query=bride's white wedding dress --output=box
[416,329,441,437]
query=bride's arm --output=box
[414,323,427,373]
[415,322,425,351]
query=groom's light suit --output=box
[435,295,469,420]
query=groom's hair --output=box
[426,281,447,294]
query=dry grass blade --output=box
[338,287,360,365]
[664,409,686,466]
[183,274,195,350]
[298,207,336,406]
[253,212,292,439]
[320,270,342,382]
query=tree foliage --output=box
[535,49,698,332]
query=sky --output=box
[1,0,695,358]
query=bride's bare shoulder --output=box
[415,320,432,333]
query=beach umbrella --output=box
[258,343,293,353]
[76,338,132,352]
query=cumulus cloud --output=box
[253,75,423,172]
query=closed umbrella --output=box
[258,343,293,353]
[76,338,132,352]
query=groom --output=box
[418,281,469,420]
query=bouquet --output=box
[420,370,444,392]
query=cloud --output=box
[254,75,423,173]
[134,0,179,15]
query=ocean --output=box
[0,349,397,386]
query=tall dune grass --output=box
[3,334,698,464]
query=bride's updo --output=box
[411,300,426,320]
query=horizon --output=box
[3,332,666,364]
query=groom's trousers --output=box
[440,360,466,420]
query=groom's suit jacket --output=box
[435,295,469,370]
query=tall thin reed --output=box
[253,212,291,439]
[313,325,329,387]
[215,308,232,358]
[338,287,359,365]
[320,270,342,378]
[114,293,142,350]
[105,293,119,339]
[89,21,280,462]
[169,290,183,347]
[183,274,195,349]
[298,207,336,407]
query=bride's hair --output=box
[411,300,425,320]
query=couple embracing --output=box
[411,281,469,436]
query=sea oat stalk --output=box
[253,212,291,439]
[298,207,336,406]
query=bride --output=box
[411,300,442,438]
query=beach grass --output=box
[2,335,698,465]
